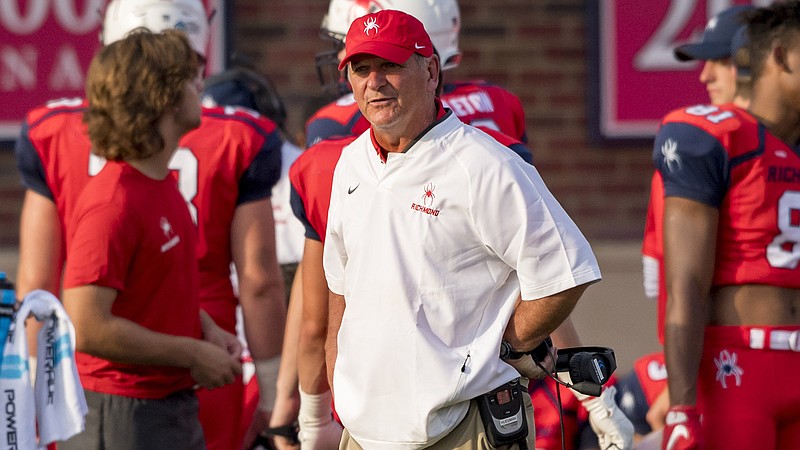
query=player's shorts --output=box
[60,389,204,450]
[197,375,245,450]
[699,326,800,449]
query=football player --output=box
[656,3,800,448]
[14,1,288,449]
[638,5,754,435]
[201,59,307,449]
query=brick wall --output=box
[233,0,654,240]
[0,0,655,247]
[0,151,22,247]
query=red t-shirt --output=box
[64,161,201,398]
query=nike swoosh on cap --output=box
[414,43,425,49]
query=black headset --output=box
[554,346,617,397]
[530,337,617,397]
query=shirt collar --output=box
[370,98,448,163]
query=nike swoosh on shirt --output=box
[348,184,360,194]
[666,425,689,450]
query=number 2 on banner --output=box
[634,0,773,71]
[767,191,800,269]
[88,148,199,224]
[634,0,695,70]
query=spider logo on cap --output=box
[363,17,379,35]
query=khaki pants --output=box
[339,380,535,450]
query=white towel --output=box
[26,290,87,445]
[1,293,42,450]
[0,290,88,449]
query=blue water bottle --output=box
[0,273,17,355]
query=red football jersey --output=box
[180,106,282,333]
[63,161,201,398]
[305,80,528,147]
[290,136,357,242]
[16,98,93,269]
[655,103,800,288]
[632,351,667,406]
[16,100,282,333]
[641,171,667,343]
[441,81,528,144]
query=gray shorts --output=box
[59,388,206,450]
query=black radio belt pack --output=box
[476,378,528,448]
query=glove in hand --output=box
[557,373,634,450]
[662,405,702,450]
[581,386,634,450]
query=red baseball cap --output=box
[338,9,434,71]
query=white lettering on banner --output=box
[0,0,104,35]
[634,0,775,72]
[0,0,48,34]
[1,45,86,92]
[49,45,83,90]
[633,0,694,71]
[53,0,105,34]
[0,46,36,91]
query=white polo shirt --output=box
[323,112,601,449]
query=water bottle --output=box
[0,273,17,355]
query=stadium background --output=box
[0,0,736,372]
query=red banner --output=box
[0,0,227,141]
[594,0,762,140]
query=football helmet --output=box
[202,54,288,131]
[102,0,210,59]
[316,0,462,94]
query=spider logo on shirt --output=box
[422,182,436,206]
[661,138,682,172]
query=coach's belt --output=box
[749,328,800,351]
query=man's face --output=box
[776,37,800,113]
[700,58,737,105]
[175,73,203,132]
[347,54,437,134]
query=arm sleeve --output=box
[237,131,283,204]
[14,120,53,200]
[653,122,729,208]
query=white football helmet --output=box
[321,0,462,70]
[102,0,209,58]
